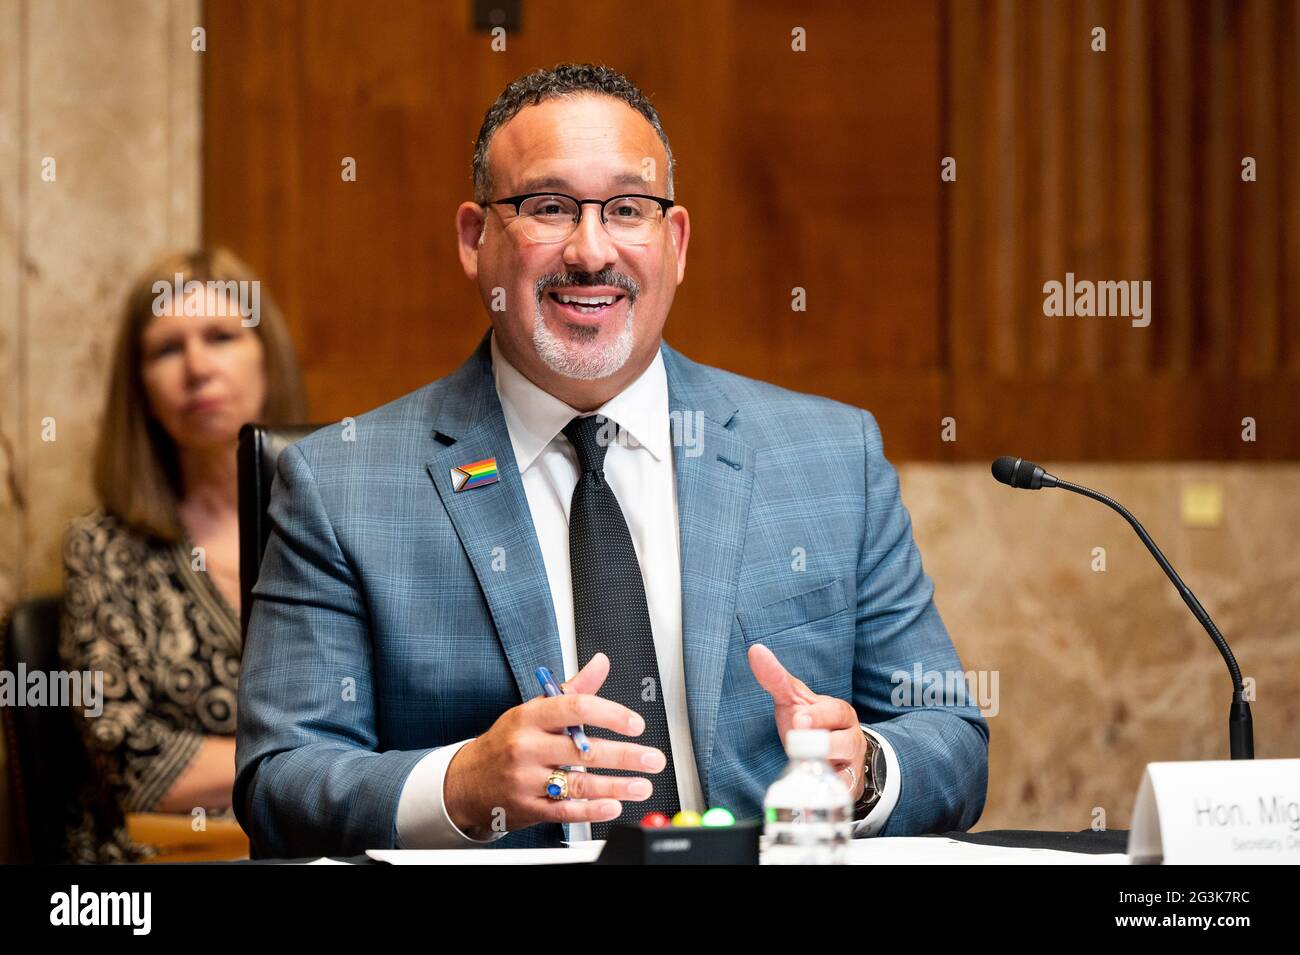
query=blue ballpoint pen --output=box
[535,666,592,755]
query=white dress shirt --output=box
[395,332,899,846]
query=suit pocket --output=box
[736,576,850,644]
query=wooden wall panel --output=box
[945,0,1300,460]
[203,0,945,458]
[205,1,1299,460]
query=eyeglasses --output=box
[486,192,674,245]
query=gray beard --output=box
[532,296,636,381]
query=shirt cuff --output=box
[395,739,510,848]
[852,724,901,837]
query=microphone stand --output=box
[1053,478,1254,760]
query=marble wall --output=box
[0,0,201,862]
[900,463,1300,832]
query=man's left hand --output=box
[747,643,867,802]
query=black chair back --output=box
[1,595,91,864]
[237,423,325,637]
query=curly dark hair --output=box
[471,63,675,204]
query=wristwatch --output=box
[852,729,887,820]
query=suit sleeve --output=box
[234,442,435,857]
[852,409,989,835]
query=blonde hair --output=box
[94,248,307,543]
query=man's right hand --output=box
[443,652,667,838]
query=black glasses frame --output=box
[487,191,675,223]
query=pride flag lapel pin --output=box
[450,457,499,492]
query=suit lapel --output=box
[426,333,564,706]
[424,334,755,811]
[662,343,754,805]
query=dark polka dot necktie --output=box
[563,414,681,838]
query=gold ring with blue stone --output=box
[545,768,570,800]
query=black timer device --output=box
[595,820,762,865]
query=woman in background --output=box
[60,248,306,862]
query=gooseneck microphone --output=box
[991,456,1254,760]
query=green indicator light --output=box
[701,807,735,827]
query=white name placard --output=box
[1128,759,1300,864]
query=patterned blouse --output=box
[59,509,241,863]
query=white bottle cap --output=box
[785,728,830,759]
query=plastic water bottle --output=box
[761,728,853,864]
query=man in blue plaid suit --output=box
[235,65,987,858]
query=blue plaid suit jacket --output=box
[234,332,988,857]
